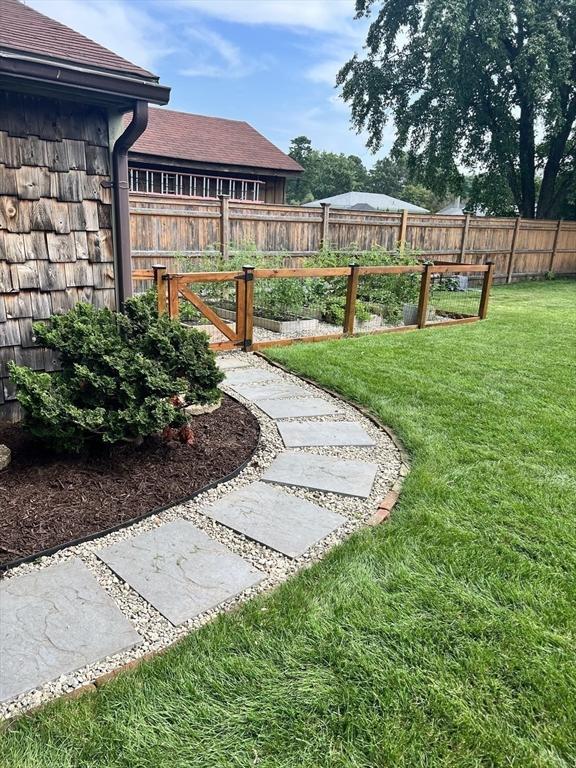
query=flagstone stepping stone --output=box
[201,482,345,558]
[96,520,263,626]
[0,559,140,702]
[277,420,376,448]
[256,397,340,419]
[224,367,284,386]
[216,355,251,370]
[230,382,311,402]
[262,452,378,498]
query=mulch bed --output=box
[0,395,259,568]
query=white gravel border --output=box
[0,353,405,721]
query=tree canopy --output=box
[337,0,576,219]
[286,136,368,204]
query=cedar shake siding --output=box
[0,92,115,422]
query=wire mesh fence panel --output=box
[355,270,424,330]
[176,275,243,349]
[248,275,346,345]
[428,270,484,321]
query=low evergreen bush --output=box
[9,292,223,453]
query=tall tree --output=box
[285,137,370,203]
[366,156,409,197]
[337,0,576,219]
[286,136,314,203]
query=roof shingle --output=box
[128,108,303,173]
[0,0,156,80]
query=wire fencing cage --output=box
[134,256,493,351]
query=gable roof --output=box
[0,0,154,79]
[128,108,303,174]
[304,191,429,213]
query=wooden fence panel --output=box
[406,214,465,256]
[129,194,576,281]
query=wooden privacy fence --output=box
[130,194,576,282]
[133,261,494,352]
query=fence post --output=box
[399,209,409,252]
[549,219,563,273]
[152,264,167,315]
[219,194,230,259]
[320,203,331,250]
[343,263,359,336]
[459,213,471,262]
[506,216,522,283]
[416,263,433,329]
[235,273,246,342]
[242,265,255,351]
[479,261,495,319]
[167,275,180,320]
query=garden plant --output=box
[174,244,425,326]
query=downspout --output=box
[111,100,149,309]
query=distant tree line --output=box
[286,136,450,210]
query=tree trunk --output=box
[518,101,536,218]
[537,97,576,219]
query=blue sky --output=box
[28,0,394,165]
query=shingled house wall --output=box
[0,91,116,422]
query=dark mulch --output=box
[0,395,259,567]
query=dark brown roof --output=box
[0,0,155,80]
[128,108,303,173]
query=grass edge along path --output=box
[1,281,575,767]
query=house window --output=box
[129,167,265,202]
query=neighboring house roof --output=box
[0,0,153,78]
[128,108,304,174]
[437,197,486,216]
[304,191,429,213]
[437,197,466,215]
[0,0,169,104]
[349,202,378,211]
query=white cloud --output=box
[27,0,172,71]
[174,0,356,33]
[180,26,268,79]
[306,59,346,86]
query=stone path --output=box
[230,381,310,402]
[255,397,340,419]
[0,353,403,717]
[262,452,379,498]
[202,482,345,558]
[277,420,376,448]
[97,520,263,626]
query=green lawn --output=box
[2,281,575,768]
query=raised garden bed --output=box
[215,303,319,334]
[0,394,259,568]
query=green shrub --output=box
[9,292,223,453]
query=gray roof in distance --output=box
[304,191,429,213]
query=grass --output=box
[1,280,575,767]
